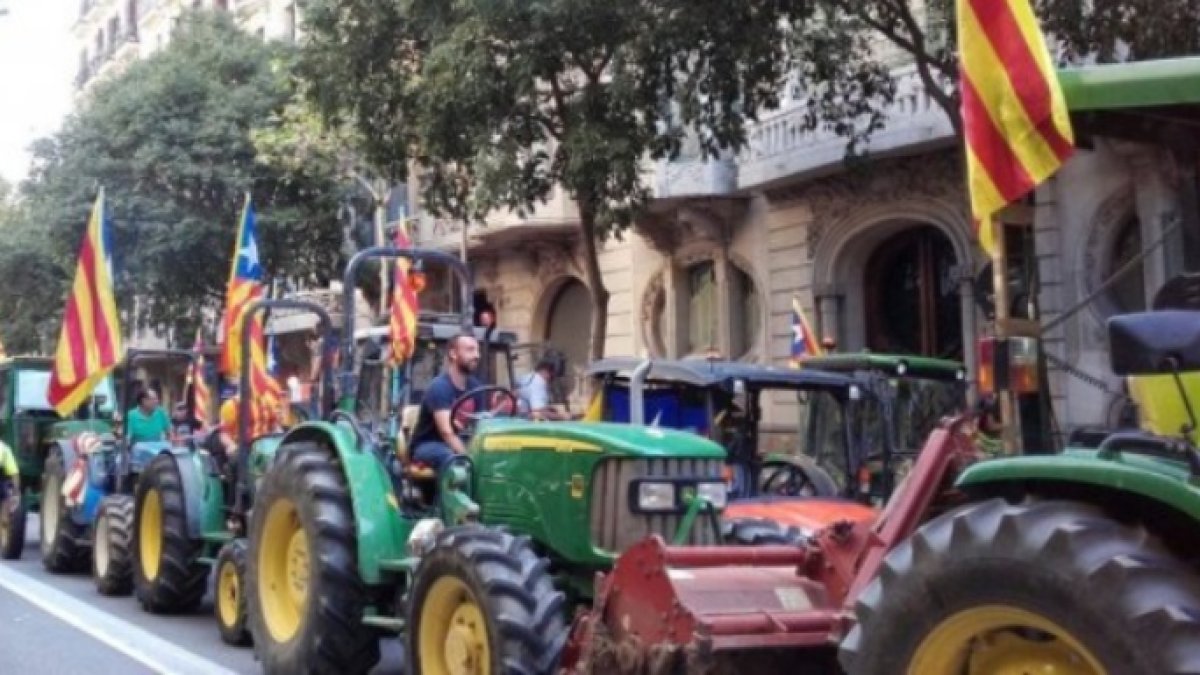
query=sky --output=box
[0,1,76,185]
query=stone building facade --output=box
[411,63,1192,435]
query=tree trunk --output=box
[577,202,611,362]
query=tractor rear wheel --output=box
[408,526,568,675]
[0,490,26,560]
[40,448,87,572]
[246,441,379,675]
[93,495,134,596]
[216,539,251,646]
[840,498,1200,675]
[721,517,804,546]
[132,453,206,613]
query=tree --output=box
[811,0,1200,136]
[300,0,893,360]
[0,181,63,353]
[15,11,344,343]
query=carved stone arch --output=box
[1078,184,1138,327]
[810,198,974,292]
[531,274,591,341]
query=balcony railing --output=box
[736,64,955,189]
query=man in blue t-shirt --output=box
[410,333,483,471]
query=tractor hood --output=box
[45,419,113,442]
[474,420,726,458]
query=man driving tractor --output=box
[409,333,483,471]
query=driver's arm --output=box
[433,409,467,454]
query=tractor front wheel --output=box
[132,453,206,613]
[0,489,26,560]
[408,526,568,675]
[216,539,251,646]
[93,495,134,596]
[246,441,379,675]
[840,498,1200,675]
[40,448,87,572]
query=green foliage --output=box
[0,183,62,353]
[8,11,344,346]
[1038,0,1200,63]
[300,0,894,358]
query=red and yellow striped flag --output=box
[958,0,1075,254]
[48,190,124,416]
[388,221,420,365]
[217,195,281,437]
[189,330,213,429]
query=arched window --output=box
[1107,216,1146,314]
[648,255,762,360]
[864,226,962,359]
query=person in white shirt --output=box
[517,354,568,421]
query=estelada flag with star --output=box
[790,296,822,367]
[219,194,266,377]
[217,194,282,436]
[48,189,125,416]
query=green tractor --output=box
[838,279,1200,673]
[129,298,335,648]
[0,356,115,560]
[245,247,729,674]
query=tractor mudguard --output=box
[956,450,1200,521]
[164,449,224,540]
[279,422,408,585]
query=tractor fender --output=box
[161,448,214,540]
[278,422,407,585]
[956,453,1200,523]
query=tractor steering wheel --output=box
[759,458,839,498]
[449,385,520,436]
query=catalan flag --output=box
[217,195,281,437]
[48,190,124,416]
[388,220,420,365]
[958,0,1074,255]
[790,296,822,367]
[189,330,212,429]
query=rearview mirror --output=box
[1108,311,1200,376]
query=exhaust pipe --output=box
[629,358,652,426]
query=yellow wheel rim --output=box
[139,489,163,581]
[259,499,308,643]
[217,558,241,630]
[909,605,1107,675]
[418,576,491,675]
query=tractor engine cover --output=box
[565,535,841,674]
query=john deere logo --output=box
[680,485,696,504]
[570,474,585,499]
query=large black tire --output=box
[721,517,806,546]
[215,539,251,646]
[408,526,568,675]
[132,453,206,613]
[0,490,26,560]
[92,494,134,596]
[840,498,1200,674]
[40,448,88,573]
[246,441,379,675]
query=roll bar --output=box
[339,247,475,398]
[629,359,653,426]
[237,298,336,452]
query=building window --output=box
[864,226,962,359]
[1108,216,1146,314]
[648,255,762,360]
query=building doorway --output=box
[864,226,963,359]
[544,279,594,395]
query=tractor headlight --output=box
[636,482,676,512]
[696,482,728,509]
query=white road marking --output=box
[0,562,239,675]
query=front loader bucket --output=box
[561,535,841,675]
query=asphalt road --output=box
[0,514,406,675]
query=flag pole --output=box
[989,218,1021,454]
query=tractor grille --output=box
[589,457,724,554]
